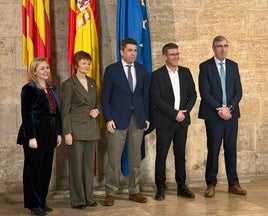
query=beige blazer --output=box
[61,75,101,141]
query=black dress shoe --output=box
[41,204,53,212]
[155,188,165,201]
[87,201,98,207]
[177,186,195,198]
[73,205,86,209]
[30,207,47,215]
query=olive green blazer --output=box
[61,75,101,141]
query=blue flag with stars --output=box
[116,0,152,176]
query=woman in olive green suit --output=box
[61,51,101,209]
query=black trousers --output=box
[155,122,188,189]
[205,118,239,186]
[23,145,54,209]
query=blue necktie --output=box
[219,62,227,106]
[126,65,133,92]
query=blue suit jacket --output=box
[101,61,149,130]
[198,57,242,121]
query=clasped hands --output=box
[176,110,187,122]
[89,108,99,118]
[217,106,232,120]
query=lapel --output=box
[38,88,49,110]
[162,66,175,98]
[50,86,60,109]
[225,59,232,96]
[178,66,186,97]
[209,58,222,87]
[72,75,92,104]
[28,82,50,110]
[133,62,140,93]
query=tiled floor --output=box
[1,176,268,216]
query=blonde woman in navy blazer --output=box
[17,58,62,215]
[61,51,100,209]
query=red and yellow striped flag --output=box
[22,0,51,67]
[68,0,101,94]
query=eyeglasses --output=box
[214,44,229,49]
[166,52,180,56]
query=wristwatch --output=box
[228,105,234,113]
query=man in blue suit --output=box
[198,35,247,198]
[102,38,150,206]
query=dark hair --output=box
[162,43,179,55]
[120,38,137,50]
[73,51,92,73]
[212,35,228,47]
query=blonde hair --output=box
[28,57,52,88]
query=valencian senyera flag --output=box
[68,0,101,95]
[116,0,153,176]
[22,0,51,67]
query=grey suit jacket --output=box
[61,75,101,141]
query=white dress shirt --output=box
[122,60,137,91]
[166,65,180,110]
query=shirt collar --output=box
[166,65,178,73]
[214,56,226,64]
[122,59,134,67]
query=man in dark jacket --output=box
[198,35,247,198]
[151,43,197,201]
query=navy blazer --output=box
[101,61,149,130]
[198,57,242,121]
[150,65,197,129]
[17,82,62,147]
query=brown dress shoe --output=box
[129,193,148,203]
[104,194,114,206]
[228,184,247,195]
[205,185,215,198]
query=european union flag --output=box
[116,0,152,176]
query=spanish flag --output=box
[22,0,51,67]
[68,0,101,94]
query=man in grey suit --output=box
[151,43,197,201]
[102,38,150,206]
[198,36,247,198]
